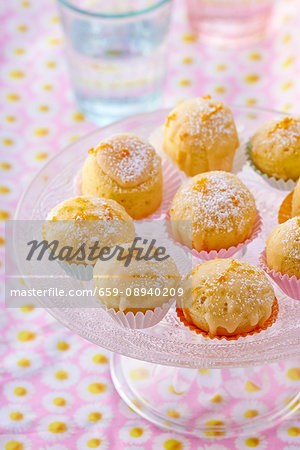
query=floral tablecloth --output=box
[1,0,300,448]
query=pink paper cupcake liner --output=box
[166,210,263,261]
[73,157,186,220]
[259,250,300,301]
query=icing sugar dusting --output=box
[44,196,134,264]
[48,196,121,221]
[282,217,300,260]
[178,172,255,233]
[262,117,300,147]
[96,134,159,188]
[184,98,235,138]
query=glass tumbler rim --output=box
[56,0,172,19]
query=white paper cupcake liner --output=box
[102,298,175,329]
[259,249,300,301]
[166,209,263,261]
[58,260,93,281]
[246,140,296,191]
[149,125,247,176]
[73,157,186,220]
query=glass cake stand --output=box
[15,107,300,438]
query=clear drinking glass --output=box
[186,0,274,46]
[57,0,173,125]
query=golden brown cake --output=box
[81,133,162,219]
[181,259,275,336]
[250,117,300,181]
[163,96,239,176]
[169,171,257,252]
[266,216,300,278]
[93,242,180,313]
[292,178,300,217]
[43,195,135,266]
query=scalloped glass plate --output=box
[15,106,300,369]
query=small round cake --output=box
[81,133,162,219]
[93,242,179,313]
[292,178,300,217]
[43,195,135,266]
[181,259,275,336]
[169,171,257,252]
[163,96,239,176]
[266,216,300,278]
[250,117,300,181]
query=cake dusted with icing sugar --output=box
[163,96,239,176]
[266,216,300,278]
[181,259,275,336]
[44,195,135,266]
[169,171,256,252]
[250,116,300,181]
[81,133,162,219]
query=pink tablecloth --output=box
[1,0,300,448]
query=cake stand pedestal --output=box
[110,353,300,438]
